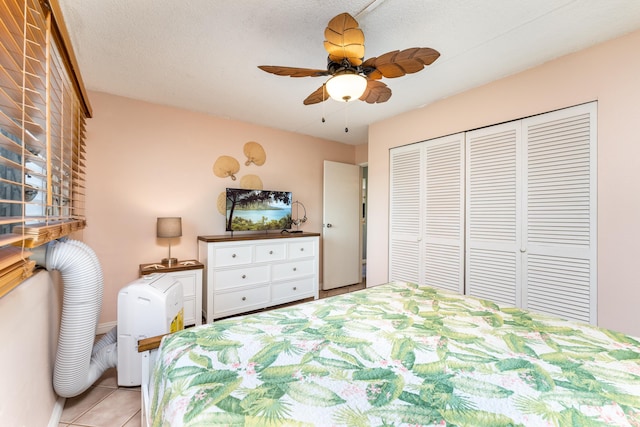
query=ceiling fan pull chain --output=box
[345,102,349,132]
[322,84,326,123]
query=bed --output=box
[142,281,640,426]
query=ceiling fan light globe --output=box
[326,73,367,102]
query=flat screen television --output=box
[225,188,292,232]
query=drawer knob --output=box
[242,274,246,279]
[293,286,297,291]
[232,253,237,258]
[300,248,304,252]
[269,250,273,255]
[293,267,297,271]
[242,296,246,301]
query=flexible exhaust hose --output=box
[43,239,117,398]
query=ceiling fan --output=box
[258,12,440,105]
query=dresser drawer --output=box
[272,259,315,281]
[170,272,196,297]
[214,285,270,316]
[214,265,270,290]
[255,243,286,263]
[214,246,252,267]
[271,277,315,305]
[288,240,315,259]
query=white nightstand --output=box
[139,260,204,326]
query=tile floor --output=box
[58,368,140,427]
[58,280,366,427]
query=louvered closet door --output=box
[423,134,465,292]
[466,122,522,306]
[389,135,464,290]
[389,144,422,283]
[522,102,597,324]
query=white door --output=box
[521,102,597,324]
[389,145,422,283]
[323,160,361,290]
[389,134,465,293]
[465,102,597,324]
[422,134,465,293]
[466,121,523,307]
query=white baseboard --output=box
[48,396,66,427]
[96,320,117,335]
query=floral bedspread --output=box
[150,281,640,426]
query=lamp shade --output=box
[157,217,182,238]
[325,73,367,102]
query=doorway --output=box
[361,166,367,283]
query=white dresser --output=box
[198,233,320,322]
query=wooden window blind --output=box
[0,0,90,297]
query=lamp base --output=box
[161,257,178,267]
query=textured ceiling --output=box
[58,0,640,145]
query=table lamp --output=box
[157,217,182,266]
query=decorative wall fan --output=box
[258,12,440,105]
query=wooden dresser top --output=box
[198,232,321,243]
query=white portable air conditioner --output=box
[117,273,184,386]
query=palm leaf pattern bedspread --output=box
[150,282,640,426]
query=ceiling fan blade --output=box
[323,13,365,66]
[360,80,391,104]
[258,65,329,78]
[303,85,330,105]
[364,47,440,79]
[362,57,382,80]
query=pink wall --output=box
[84,92,356,325]
[355,143,368,165]
[0,272,61,425]
[367,29,640,336]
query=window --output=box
[0,0,90,296]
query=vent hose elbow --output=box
[39,239,117,398]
